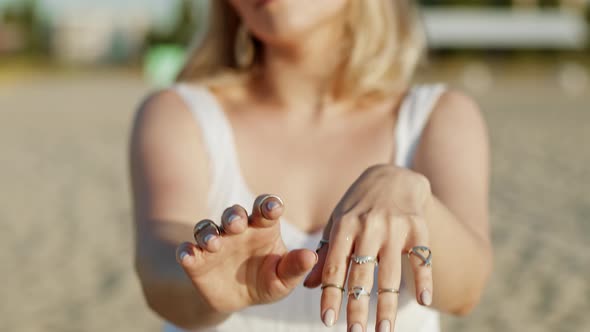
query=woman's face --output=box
[229,0,349,45]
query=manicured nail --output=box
[378,320,391,332]
[227,214,241,224]
[350,323,362,332]
[322,309,335,327]
[313,251,319,264]
[421,289,432,306]
[266,200,279,211]
[178,251,189,262]
[203,234,215,244]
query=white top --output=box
[164,83,446,332]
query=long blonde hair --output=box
[177,0,426,100]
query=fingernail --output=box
[313,251,319,264]
[227,214,241,224]
[350,323,362,332]
[203,234,215,244]
[378,320,391,332]
[322,309,335,327]
[177,250,192,264]
[266,200,279,211]
[421,289,432,306]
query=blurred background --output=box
[1,0,588,331]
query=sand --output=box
[1,62,588,332]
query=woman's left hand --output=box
[303,164,434,331]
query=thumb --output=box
[276,249,318,289]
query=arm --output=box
[129,90,230,329]
[408,90,493,315]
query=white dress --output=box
[164,83,446,332]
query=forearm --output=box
[135,228,231,329]
[404,195,492,315]
[136,262,230,329]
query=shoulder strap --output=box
[171,83,242,211]
[394,84,446,168]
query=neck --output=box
[251,20,347,115]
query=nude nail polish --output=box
[322,309,335,327]
[350,323,362,332]
[378,320,391,332]
[421,289,432,306]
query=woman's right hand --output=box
[176,194,317,313]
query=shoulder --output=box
[422,88,488,143]
[131,87,205,157]
[130,87,209,211]
[413,88,489,173]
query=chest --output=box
[226,109,398,234]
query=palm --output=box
[188,223,293,312]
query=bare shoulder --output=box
[429,89,487,134]
[130,88,209,222]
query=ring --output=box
[316,238,329,251]
[351,255,378,265]
[321,283,345,293]
[378,288,400,295]
[408,246,432,267]
[193,219,221,238]
[348,286,371,300]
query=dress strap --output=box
[171,83,242,212]
[394,84,447,168]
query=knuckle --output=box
[322,263,344,280]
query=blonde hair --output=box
[177,0,426,100]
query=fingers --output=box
[320,220,354,327]
[176,241,201,277]
[277,249,318,290]
[376,240,403,332]
[303,240,328,288]
[346,231,381,332]
[250,194,284,228]
[221,204,249,235]
[406,216,433,306]
[193,219,222,253]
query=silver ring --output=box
[316,238,329,251]
[377,288,400,295]
[351,255,378,265]
[408,246,432,267]
[348,286,371,300]
[321,283,345,293]
[193,219,221,238]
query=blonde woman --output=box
[130,1,493,331]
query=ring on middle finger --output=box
[351,255,378,265]
[348,286,371,300]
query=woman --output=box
[130,1,493,331]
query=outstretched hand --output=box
[176,194,317,313]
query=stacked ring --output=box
[321,283,345,293]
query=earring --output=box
[235,23,255,69]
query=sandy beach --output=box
[1,61,588,332]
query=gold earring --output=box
[235,23,255,69]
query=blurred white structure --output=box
[50,7,150,64]
[423,8,588,49]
